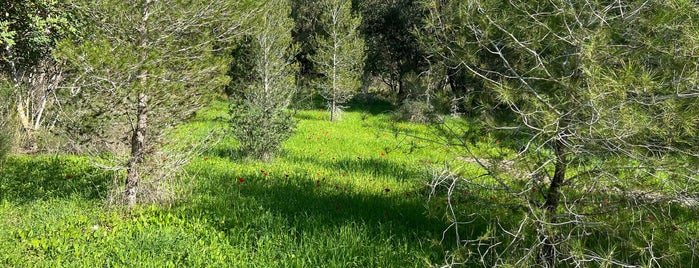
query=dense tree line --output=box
[1,0,698,266]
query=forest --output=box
[1,0,698,267]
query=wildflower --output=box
[341,173,346,177]
[205,157,209,161]
[237,178,245,183]
[66,174,73,179]
[380,152,386,157]
[384,188,390,193]
[285,174,289,178]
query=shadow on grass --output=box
[182,169,454,250]
[0,155,112,203]
[340,94,395,116]
[283,153,427,183]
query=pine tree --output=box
[57,0,252,206]
[311,0,365,121]
[229,0,299,161]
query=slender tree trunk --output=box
[125,0,152,206]
[540,138,567,267]
[16,101,37,151]
[126,93,147,206]
[331,48,337,122]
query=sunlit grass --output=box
[0,100,455,267]
[1,99,696,266]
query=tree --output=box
[357,0,426,104]
[57,0,252,206]
[0,83,12,163]
[0,0,80,150]
[424,0,699,266]
[311,0,365,121]
[229,0,298,161]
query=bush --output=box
[229,100,295,162]
[0,83,13,162]
[392,100,434,123]
[0,123,11,163]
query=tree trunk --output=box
[126,0,152,206]
[539,138,567,267]
[16,101,37,151]
[126,93,147,206]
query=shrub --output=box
[229,100,295,162]
[392,100,434,123]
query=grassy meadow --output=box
[0,100,468,267]
[1,99,698,267]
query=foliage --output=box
[0,0,83,150]
[310,0,366,121]
[55,0,253,205]
[422,0,699,266]
[229,100,295,161]
[357,0,427,104]
[229,0,299,161]
[0,82,13,162]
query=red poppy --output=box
[380,152,386,157]
[384,188,390,193]
[341,173,346,177]
[237,178,245,183]
[205,157,209,161]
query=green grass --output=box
[0,100,455,267]
[1,100,697,267]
